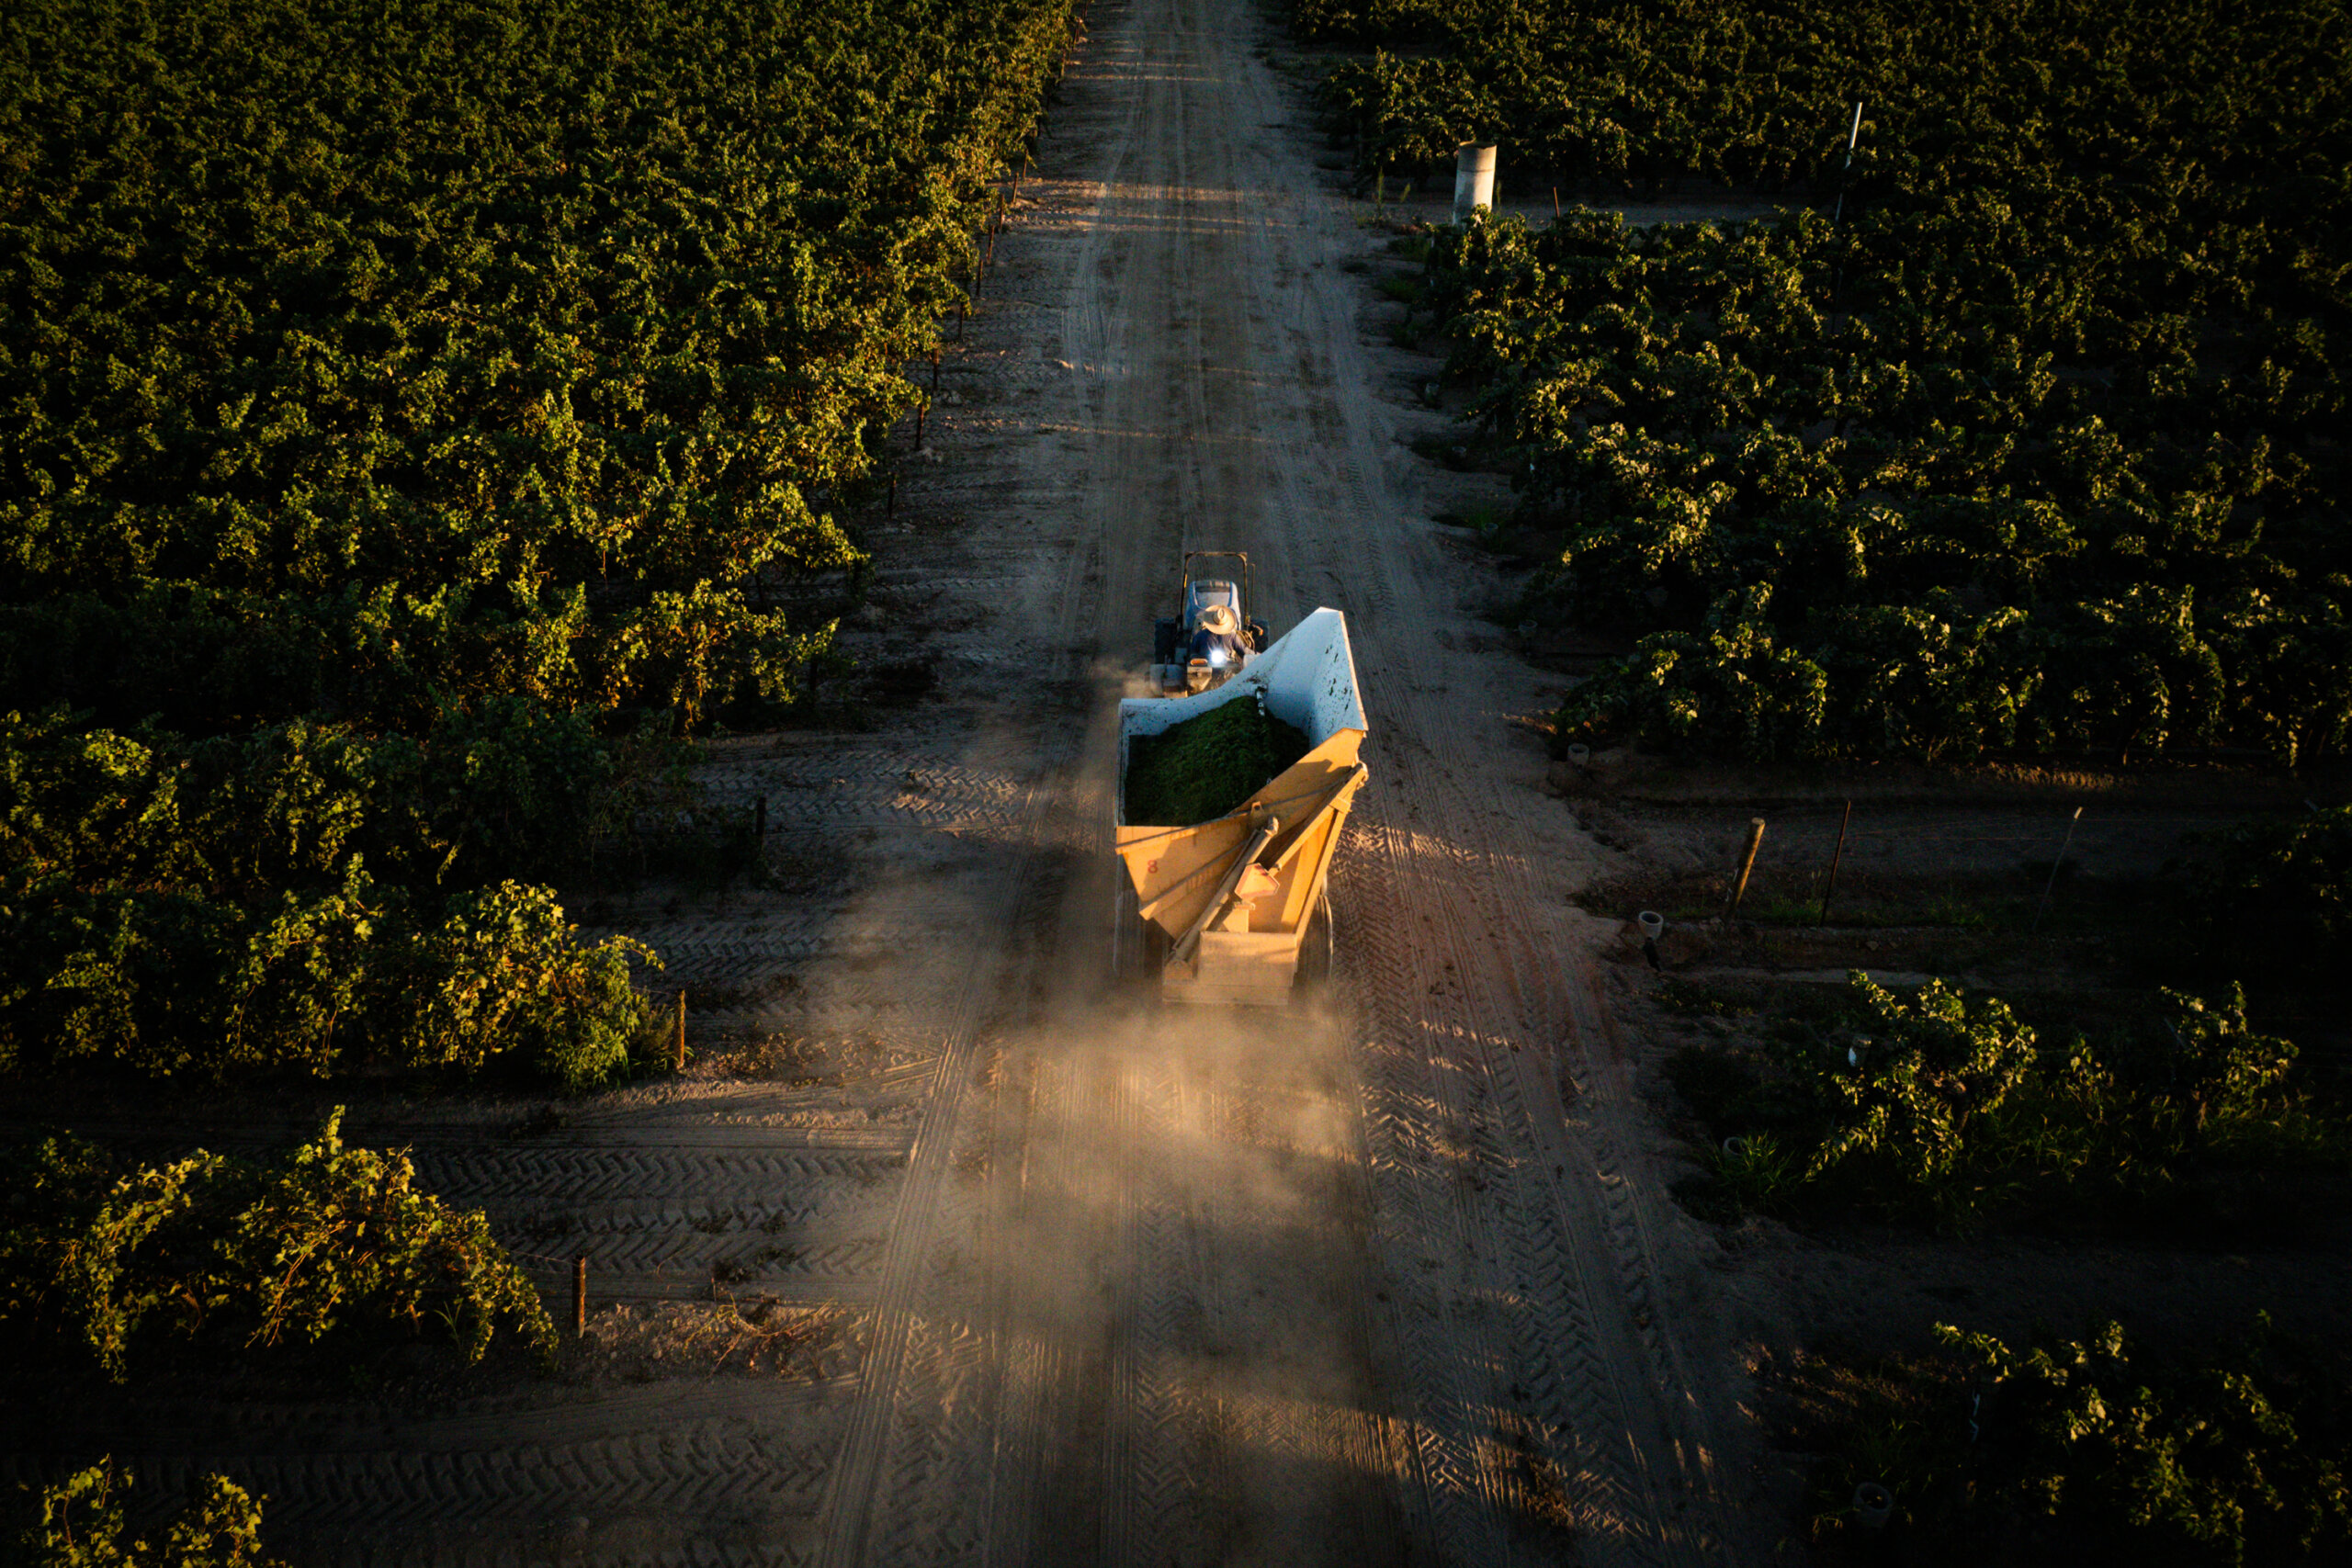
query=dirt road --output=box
[3,0,1758,1562]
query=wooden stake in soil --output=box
[571,1257,587,1337]
[2031,807,2084,933]
[1724,817,1767,921]
[931,347,940,394]
[1829,100,1866,313]
[914,399,925,448]
[673,991,687,1072]
[1819,799,1852,925]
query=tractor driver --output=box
[1189,604,1250,672]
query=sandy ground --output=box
[0,1,1774,1563]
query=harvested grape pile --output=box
[1124,695,1311,826]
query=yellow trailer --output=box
[1113,607,1369,1006]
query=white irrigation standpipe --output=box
[1453,143,1498,224]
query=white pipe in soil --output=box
[1453,143,1497,223]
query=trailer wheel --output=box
[1113,878,1139,982]
[1114,877,1161,990]
[1292,896,1334,1004]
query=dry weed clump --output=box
[581,1299,851,1381]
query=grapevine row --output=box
[1303,0,2348,761]
[0,0,1080,1081]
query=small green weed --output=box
[1656,977,1762,1018]
[1695,1132,1804,1217]
[1434,504,1510,535]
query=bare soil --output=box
[1562,750,2352,1553]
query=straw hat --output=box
[1197,604,1238,636]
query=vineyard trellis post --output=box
[1724,818,1768,921]
[1819,799,1853,924]
[572,1257,587,1336]
[1830,100,1864,312]
[1831,100,1863,229]
[2030,807,2084,933]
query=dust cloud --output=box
[967,992,1408,1565]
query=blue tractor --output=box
[1150,551,1271,694]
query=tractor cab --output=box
[1152,552,1271,694]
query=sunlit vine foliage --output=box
[1300,0,2350,762]
[8,1463,282,1568]
[0,0,1078,1080]
[0,1111,554,1382]
[1424,206,2347,761]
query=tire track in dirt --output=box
[1198,6,1740,1561]
[811,739,1080,1568]
[1290,396,1724,1564]
[1340,582,1729,1563]
[410,1150,910,1199]
[3,1381,854,1568]
[40,1424,832,1536]
[808,15,1158,1547]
